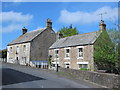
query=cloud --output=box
[58,6,118,25]
[1,11,33,33]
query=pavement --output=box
[1,62,105,88]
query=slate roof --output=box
[50,31,101,49]
[8,28,46,45]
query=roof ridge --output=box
[8,28,46,45]
[27,28,45,33]
[60,31,98,40]
[50,31,100,49]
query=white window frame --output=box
[64,47,71,59]
[16,46,19,53]
[77,62,88,69]
[54,49,59,60]
[9,47,12,53]
[77,46,84,59]
[64,62,70,68]
[78,64,88,69]
[23,45,26,53]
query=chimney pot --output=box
[99,20,106,31]
[58,32,63,39]
[46,18,52,29]
[22,27,27,35]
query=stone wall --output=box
[30,28,56,61]
[59,67,120,88]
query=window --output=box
[65,64,70,68]
[16,46,19,54]
[23,45,26,52]
[65,49,70,58]
[78,48,83,58]
[22,57,26,64]
[10,47,12,53]
[54,50,59,59]
[79,64,88,69]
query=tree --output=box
[58,25,79,37]
[107,28,120,74]
[0,49,7,62]
[94,30,116,72]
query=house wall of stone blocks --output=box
[7,43,30,65]
[49,44,94,70]
[30,29,56,61]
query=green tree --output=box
[58,25,79,37]
[107,28,120,74]
[0,49,7,62]
[1,49,7,59]
[94,30,116,73]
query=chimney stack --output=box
[58,32,63,39]
[99,20,106,31]
[22,27,27,35]
[46,18,52,29]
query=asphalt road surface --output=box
[1,62,104,88]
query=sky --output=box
[1,1,119,50]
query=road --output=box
[1,62,103,88]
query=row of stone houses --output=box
[7,19,108,70]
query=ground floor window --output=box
[22,57,26,65]
[79,64,88,69]
[65,64,70,68]
[52,64,55,67]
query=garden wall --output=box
[59,67,120,88]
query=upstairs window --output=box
[65,49,70,58]
[23,45,26,52]
[54,49,59,59]
[16,46,19,54]
[10,47,12,53]
[78,48,83,58]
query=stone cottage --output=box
[7,19,56,68]
[49,20,107,71]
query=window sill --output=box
[77,57,83,59]
[64,57,70,60]
[54,58,59,60]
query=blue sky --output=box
[1,2,118,50]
